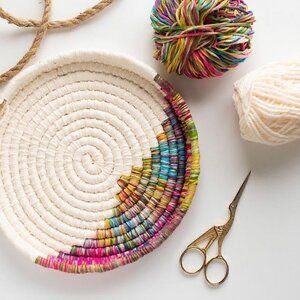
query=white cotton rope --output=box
[233,60,300,146]
[0,51,166,260]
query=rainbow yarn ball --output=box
[151,0,255,79]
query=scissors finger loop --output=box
[180,246,206,275]
[204,256,229,287]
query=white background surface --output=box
[0,0,299,299]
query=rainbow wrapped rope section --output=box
[0,52,200,273]
[151,0,255,79]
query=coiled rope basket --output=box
[0,51,200,273]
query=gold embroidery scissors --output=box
[180,172,251,287]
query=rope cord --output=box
[0,0,113,30]
[0,0,51,83]
[0,0,114,83]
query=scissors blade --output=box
[229,171,251,211]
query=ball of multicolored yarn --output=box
[151,0,255,79]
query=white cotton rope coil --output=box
[0,51,160,260]
[0,51,200,273]
[233,60,300,146]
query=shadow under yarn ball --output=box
[151,0,255,79]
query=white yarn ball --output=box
[233,60,300,145]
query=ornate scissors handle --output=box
[180,172,251,287]
[180,226,217,273]
[179,225,230,287]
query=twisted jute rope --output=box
[0,0,51,83]
[0,0,113,29]
[0,0,114,84]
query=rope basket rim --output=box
[0,50,200,273]
[2,50,159,102]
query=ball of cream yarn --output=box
[233,61,300,145]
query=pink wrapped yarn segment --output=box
[151,0,255,79]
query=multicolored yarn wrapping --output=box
[0,51,200,273]
[151,0,255,79]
